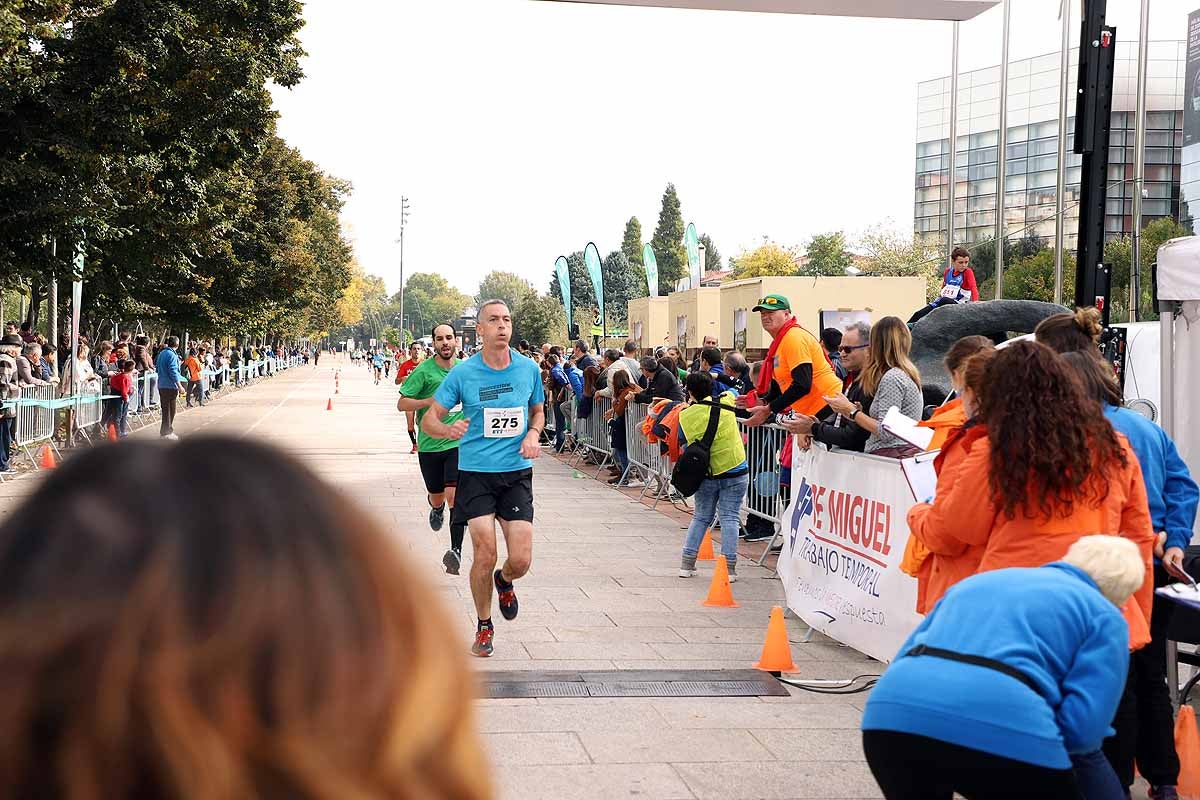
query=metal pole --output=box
[995,0,1011,299]
[1054,0,1071,306]
[398,196,410,345]
[1130,0,1150,322]
[48,281,57,345]
[947,21,961,263]
[49,237,58,349]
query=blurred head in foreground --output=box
[0,437,489,799]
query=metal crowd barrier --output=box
[741,421,789,524]
[547,393,791,526]
[621,400,679,508]
[14,384,55,455]
[567,395,614,475]
[2,354,301,474]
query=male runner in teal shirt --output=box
[423,299,545,657]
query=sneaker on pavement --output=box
[743,528,774,543]
[471,626,494,657]
[429,503,446,531]
[1150,786,1179,800]
[442,547,461,575]
[679,567,698,578]
[410,443,418,454]
[620,479,645,489]
[163,433,180,441]
[494,570,519,620]
[679,554,698,578]
[728,567,738,583]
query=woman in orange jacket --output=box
[906,347,995,613]
[917,335,994,451]
[906,341,1155,634]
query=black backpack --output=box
[671,400,731,498]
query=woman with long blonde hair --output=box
[824,315,923,457]
[0,437,490,800]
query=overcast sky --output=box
[269,0,1200,296]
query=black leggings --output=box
[863,730,1082,800]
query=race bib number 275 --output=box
[483,406,525,438]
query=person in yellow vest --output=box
[677,372,748,582]
[744,294,842,427]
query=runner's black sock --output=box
[408,429,417,446]
[478,618,493,631]
[495,569,513,590]
[450,521,465,553]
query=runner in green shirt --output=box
[397,323,466,575]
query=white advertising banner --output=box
[777,443,925,663]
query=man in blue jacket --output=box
[155,336,186,440]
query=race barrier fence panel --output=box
[2,356,303,473]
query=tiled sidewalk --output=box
[0,359,885,799]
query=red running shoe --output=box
[494,569,519,620]
[471,626,494,657]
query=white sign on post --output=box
[776,443,925,663]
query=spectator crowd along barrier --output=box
[545,393,792,557]
[1,356,303,477]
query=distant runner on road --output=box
[395,342,425,454]
[421,299,545,658]
[397,324,466,575]
[371,350,384,384]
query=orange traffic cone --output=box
[39,446,57,470]
[107,424,118,442]
[697,530,715,561]
[753,605,798,674]
[703,556,738,608]
[326,398,333,411]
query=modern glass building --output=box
[914,41,1187,251]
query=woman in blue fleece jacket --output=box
[862,535,1146,800]
[1062,350,1200,798]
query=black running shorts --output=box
[418,448,459,495]
[452,469,535,524]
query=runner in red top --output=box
[395,342,424,453]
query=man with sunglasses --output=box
[780,321,873,452]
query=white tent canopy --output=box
[537,0,998,21]
[1157,235,1200,539]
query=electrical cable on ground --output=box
[778,673,881,695]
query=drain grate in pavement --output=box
[482,669,788,699]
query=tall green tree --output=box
[982,249,1076,304]
[621,216,643,266]
[402,272,472,336]
[649,183,686,293]
[970,232,1045,288]
[799,232,852,276]
[0,0,347,341]
[514,292,569,347]
[699,233,722,273]
[1102,217,1188,321]
[476,270,534,313]
[600,250,647,325]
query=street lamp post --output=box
[397,197,411,343]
